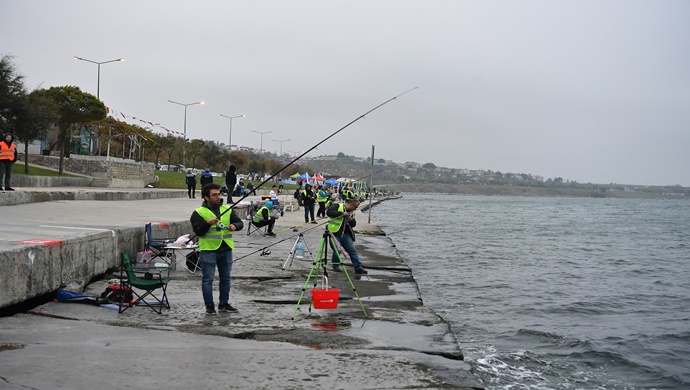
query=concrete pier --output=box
[0,187,483,389]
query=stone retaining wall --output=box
[23,154,155,188]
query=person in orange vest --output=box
[0,133,18,191]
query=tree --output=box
[0,54,26,130]
[186,139,205,168]
[13,89,58,173]
[44,86,106,174]
[337,152,346,160]
[422,162,437,169]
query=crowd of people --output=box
[187,166,392,315]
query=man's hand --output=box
[206,218,219,226]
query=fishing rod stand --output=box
[281,233,313,270]
[291,229,368,319]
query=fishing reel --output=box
[216,222,227,231]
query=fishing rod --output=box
[187,87,418,241]
[222,87,418,215]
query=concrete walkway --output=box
[0,187,483,389]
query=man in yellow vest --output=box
[252,201,277,236]
[0,133,18,191]
[326,198,367,274]
[190,183,244,315]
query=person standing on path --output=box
[200,169,214,188]
[225,164,237,204]
[190,183,244,314]
[327,198,368,274]
[0,133,18,191]
[316,185,329,218]
[185,169,197,198]
[301,183,317,223]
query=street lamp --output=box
[167,99,205,167]
[219,114,244,150]
[272,138,291,156]
[73,56,125,100]
[251,130,273,153]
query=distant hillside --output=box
[305,157,689,199]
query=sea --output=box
[369,194,689,390]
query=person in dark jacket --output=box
[225,165,237,204]
[0,133,18,191]
[190,183,244,314]
[301,183,317,223]
[200,169,214,187]
[185,169,197,198]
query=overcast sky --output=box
[2,0,689,186]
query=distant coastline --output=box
[385,183,688,199]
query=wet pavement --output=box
[0,188,483,389]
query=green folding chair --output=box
[118,251,172,314]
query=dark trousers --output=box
[0,160,12,189]
[187,184,196,198]
[317,202,326,217]
[252,218,275,233]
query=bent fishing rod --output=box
[184,87,418,243]
[220,87,419,216]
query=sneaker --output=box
[332,267,341,272]
[206,305,217,315]
[218,304,238,313]
[5,187,14,191]
[355,268,368,275]
[266,232,277,237]
[311,221,318,224]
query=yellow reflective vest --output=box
[195,205,234,251]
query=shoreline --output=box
[0,189,484,389]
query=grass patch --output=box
[11,163,78,177]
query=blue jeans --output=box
[304,203,315,222]
[331,233,363,270]
[200,250,233,307]
[0,161,12,188]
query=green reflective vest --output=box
[253,206,270,223]
[328,203,354,233]
[317,190,328,203]
[196,205,234,251]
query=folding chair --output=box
[118,251,171,314]
[247,204,268,236]
[144,223,175,263]
[185,249,202,275]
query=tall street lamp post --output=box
[73,56,125,100]
[251,130,273,153]
[272,138,291,156]
[219,114,244,150]
[167,100,204,167]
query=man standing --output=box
[301,183,317,224]
[225,164,237,204]
[190,183,244,314]
[316,185,328,218]
[200,169,214,187]
[327,198,368,274]
[185,169,197,199]
[0,133,18,191]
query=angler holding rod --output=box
[186,88,417,315]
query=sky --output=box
[2,0,689,186]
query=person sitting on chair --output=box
[252,201,277,237]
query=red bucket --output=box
[310,288,340,309]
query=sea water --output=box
[370,194,690,389]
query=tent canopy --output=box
[325,178,339,185]
[289,172,301,179]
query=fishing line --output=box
[188,87,418,243]
[232,220,328,264]
[224,86,418,213]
